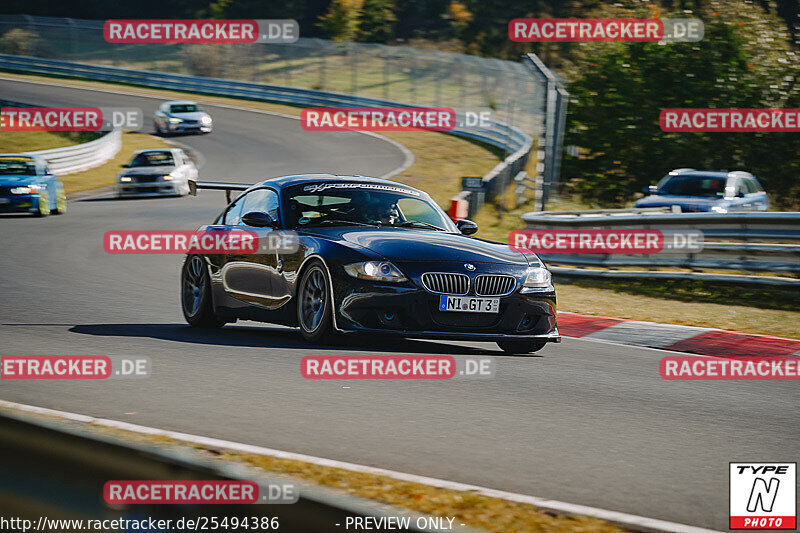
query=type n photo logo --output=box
[730,463,796,529]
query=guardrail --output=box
[1,97,122,174]
[521,211,800,286]
[28,128,122,174]
[0,409,468,532]
[0,54,533,217]
[0,54,530,161]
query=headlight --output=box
[344,261,407,282]
[163,175,174,181]
[523,266,552,288]
[10,185,41,194]
[168,117,182,124]
[201,116,212,124]
[119,176,132,182]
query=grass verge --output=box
[0,130,99,152]
[0,403,628,533]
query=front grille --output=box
[475,274,516,296]
[133,175,160,183]
[421,273,469,295]
[182,119,199,125]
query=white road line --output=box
[0,76,415,180]
[0,399,721,533]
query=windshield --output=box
[657,175,727,197]
[283,182,457,232]
[170,104,199,113]
[0,158,36,176]
[129,152,174,167]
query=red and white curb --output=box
[558,312,800,357]
[0,400,719,533]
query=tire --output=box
[497,339,547,354]
[34,190,49,217]
[297,261,335,344]
[52,186,66,215]
[181,255,225,328]
[154,120,162,134]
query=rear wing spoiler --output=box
[188,179,251,203]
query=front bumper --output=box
[117,182,185,197]
[333,279,559,342]
[167,122,211,133]
[0,194,42,213]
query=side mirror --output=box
[242,211,277,228]
[456,219,478,235]
[736,191,746,198]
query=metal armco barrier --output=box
[0,410,469,533]
[28,128,121,174]
[0,54,530,158]
[521,211,800,286]
[0,97,122,174]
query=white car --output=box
[117,149,198,198]
[153,100,212,134]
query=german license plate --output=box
[439,295,500,313]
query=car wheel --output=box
[52,186,66,215]
[496,340,547,354]
[154,120,162,134]
[181,255,224,328]
[297,261,335,344]
[34,190,49,217]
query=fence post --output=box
[522,53,568,211]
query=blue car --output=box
[0,154,66,217]
[634,169,769,213]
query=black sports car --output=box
[181,174,560,354]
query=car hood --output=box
[309,227,530,265]
[0,175,41,186]
[635,195,724,210]
[170,111,208,121]
[120,165,176,176]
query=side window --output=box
[223,193,247,226]
[735,180,748,196]
[238,188,280,224]
[745,179,759,194]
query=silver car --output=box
[153,100,212,134]
[117,149,198,198]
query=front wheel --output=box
[297,262,335,344]
[34,190,50,217]
[181,255,225,328]
[497,339,547,354]
[52,186,66,214]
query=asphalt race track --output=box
[1,78,797,531]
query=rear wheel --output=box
[181,255,224,328]
[497,340,547,354]
[297,262,334,344]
